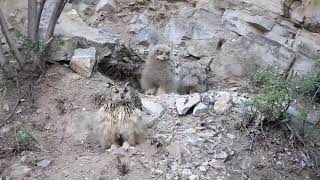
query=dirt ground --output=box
[0,64,319,180]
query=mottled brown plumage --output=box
[95,82,145,149]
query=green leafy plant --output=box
[16,129,34,147]
[16,32,65,53]
[246,69,293,123]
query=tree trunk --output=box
[34,0,46,39]
[45,0,68,41]
[0,8,24,70]
[28,0,38,41]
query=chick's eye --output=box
[124,88,128,93]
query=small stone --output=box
[184,128,197,134]
[227,133,235,140]
[70,47,96,78]
[181,169,193,178]
[3,103,9,112]
[141,99,165,128]
[192,102,209,117]
[176,93,201,115]
[215,151,228,160]
[37,159,52,168]
[154,169,163,175]
[166,173,174,179]
[229,87,239,91]
[189,174,200,180]
[213,92,232,115]
[16,109,22,114]
[198,166,207,172]
[95,0,118,13]
[201,93,214,105]
[36,109,41,114]
[209,159,225,170]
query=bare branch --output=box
[28,0,38,41]
[45,0,68,41]
[0,8,24,70]
[34,0,46,40]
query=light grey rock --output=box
[210,33,296,80]
[240,0,284,16]
[265,23,296,48]
[164,18,188,44]
[176,93,201,115]
[214,151,228,160]
[290,53,315,76]
[287,105,320,125]
[37,159,52,168]
[293,29,320,59]
[214,92,232,115]
[186,38,219,58]
[209,159,225,170]
[132,29,159,46]
[189,174,200,180]
[95,0,118,13]
[192,102,209,117]
[141,99,165,128]
[181,169,193,178]
[187,9,222,40]
[201,92,215,106]
[222,9,275,32]
[198,165,207,172]
[78,3,94,17]
[70,47,96,77]
[129,14,148,33]
[10,164,31,178]
[221,14,260,36]
[55,10,116,49]
[303,8,320,33]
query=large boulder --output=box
[293,29,320,60]
[222,9,275,32]
[210,33,295,80]
[55,9,116,49]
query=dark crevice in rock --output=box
[97,43,145,90]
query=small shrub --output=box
[16,129,34,147]
[246,69,293,123]
[16,32,65,53]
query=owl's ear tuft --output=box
[107,82,115,88]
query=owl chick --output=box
[177,62,208,94]
[95,82,145,149]
[140,44,177,95]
